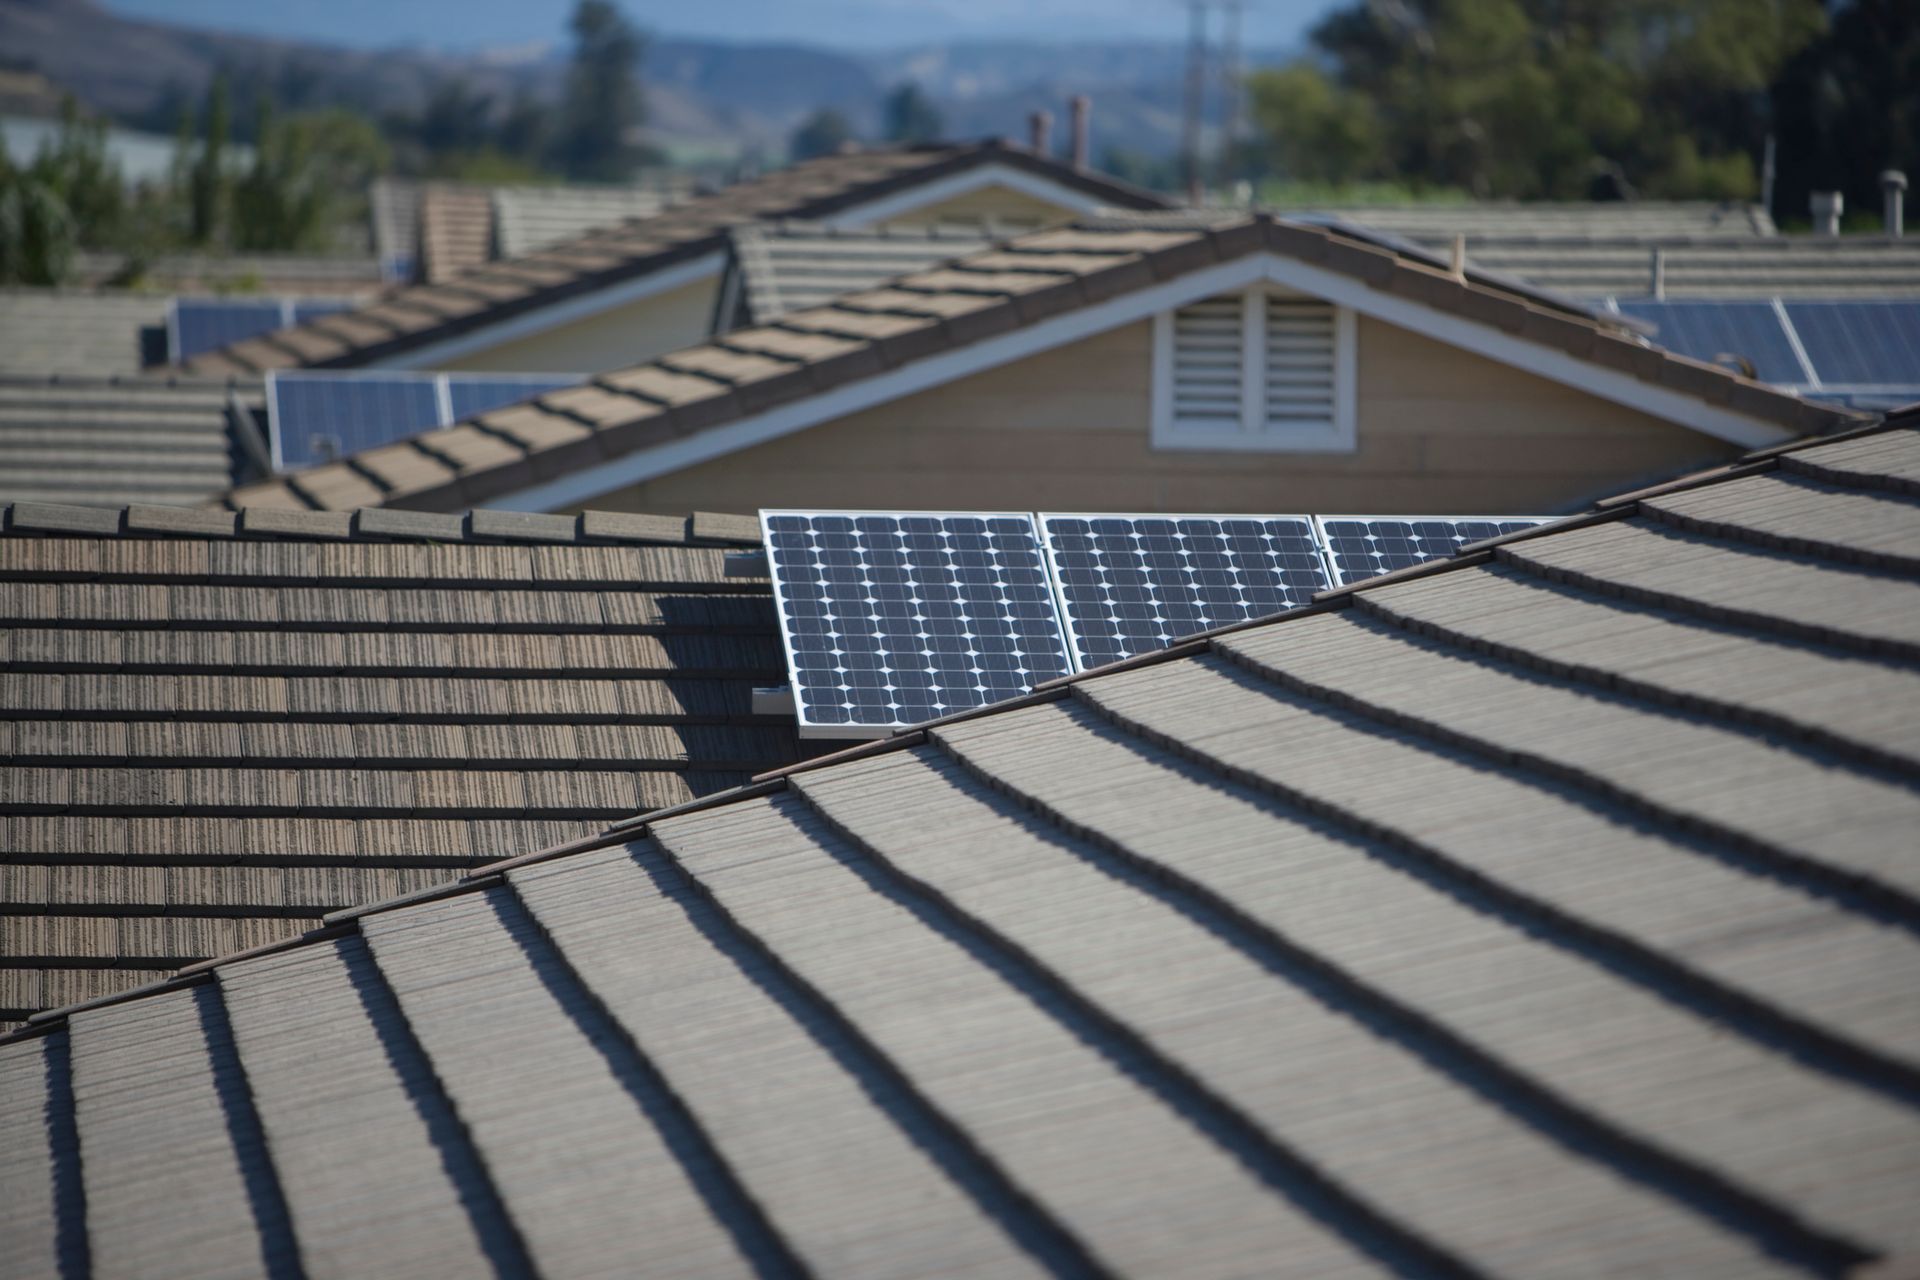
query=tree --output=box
[0,147,76,286]
[1249,0,1826,202]
[230,104,388,251]
[789,108,853,162]
[189,74,231,244]
[553,0,648,181]
[882,81,942,144]
[31,98,125,245]
[1771,0,1920,228]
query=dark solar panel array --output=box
[1614,300,1806,384]
[271,374,443,469]
[270,372,582,469]
[1316,516,1548,586]
[1039,514,1331,670]
[762,512,1073,734]
[447,376,581,422]
[1781,301,1920,387]
[170,298,356,362]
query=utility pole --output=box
[1218,0,1242,196]
[1183,0,1209,206]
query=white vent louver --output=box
[1170,296,1246,431]
[1263,296,1337,428]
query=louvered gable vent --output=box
[1264,296,1337,427]
[1170,295,1245,430]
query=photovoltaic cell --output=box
[1614,300,1804,384]
[1316,515,1548,586]
[447,376,581,421]
[1038,514,1331,670]
[1781,301,1920,387]
[169,298,357,361]
[270,373,444,469]
[761,511,1073,735]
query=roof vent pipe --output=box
[1650,247,1666,299]
[1069,95,1091,171]
[1882,170,1907,237]
[1028,110,1053,157]
[1811,190,1844,236]
[1449,233,1467,278]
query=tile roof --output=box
[67,251,384,296]
[0,290,166,376]
[5,420,1917,1272]
[1306,199,1777,240]
[724,220,999,327]
[228,213,1869,514]
[1459,235,1920,299]
[492,180,694,259]
[417,184,496,284]
[0,376,263,510]
[181,142,1169,377]
[0,503,792,1028]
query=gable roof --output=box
[0,375,263,510]
[0,501,794,1029]
[1463,235,1920,300]
[723,220,999,328]
[180,142,1170,378]
[6,420,1917,1273]
[0,290,167,377]
[1310,199,1777,241]
[226,212,1868,515]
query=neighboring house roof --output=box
[68,251,384,296]
[225,213,1866,515]
[0,376,263,509]
[0,290,166,376]
[0,501,791,1028]
[417,184,496,284]
[722,220,998,327]
[6,420,1917,1273]
[493,180,694,259]
[177,142,1171,377]
[1310,199,1777,240]
[1462,235,1920,299]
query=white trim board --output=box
[492,251,1799,511]
[816,163,1115,229]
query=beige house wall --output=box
[437,274,721,375]
[878,183,1082,231]
[570,314,1741,517]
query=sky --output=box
[101,0,1335,53]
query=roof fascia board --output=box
[490,250,1794,511]
[817,162,1114,230]
[365,250,728,370]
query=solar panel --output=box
[270,373,444,469]
[761,511,1074,737]
[446,375,581,421]
[1315,515,1549,586]
[268,372,585,470]
[1038,514,1332,671]
[1614,300,1805,384]
[169,298,358,361]
[1781,301,1920,387]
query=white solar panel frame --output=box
[760,509,1075,740]
[1311,514,1552,586]
[1037,511,1333,673]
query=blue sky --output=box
[104,0,1335,52]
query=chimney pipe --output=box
[1882,170,1907,237]
[1028,110,1052,158]
[1069,95,1091,171]
[1811,190,1844,236]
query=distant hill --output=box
[0,0,1283,161]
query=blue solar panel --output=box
[1039,514,1331,671]
[447,376,580,422]
[1614,301,1805,384]
[1316,516,1548,586]
[171,300,285,361]
[270,374,444,469]
[170,298,359,361]
[1782,302,1920,387]
[762,511,1073,736]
